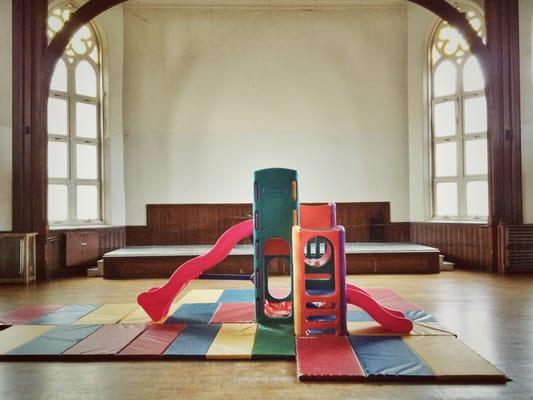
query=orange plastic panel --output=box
[300,204,336,229]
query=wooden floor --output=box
[1,270,532,400]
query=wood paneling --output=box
[103,252,439,279]
[411,222,492,271]
[346,253,439,274]
[126,203,401,246]
[104,255,252,280]
[65,232,100,268]
[45,227,125,279]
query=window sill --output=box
[427,219,488,225]
[49,223,112,231]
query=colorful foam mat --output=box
[0,288,508,383]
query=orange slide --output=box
[137,219,253,321]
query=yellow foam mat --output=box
[177,289,224,304]
[0,325,55,354]
[75,304,138,324]
[119,303,182,324]
[347,321,455,336]
[404,336,506,381]
[206,323,257,360]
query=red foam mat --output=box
[296,336,366,381]
[63,324,146,358]
[119,324,186,357]
[0,305,63,325]
[210,303,254,323]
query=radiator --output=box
[0,233,37,284]
[499,225,533,272]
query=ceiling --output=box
[124,0,406,8]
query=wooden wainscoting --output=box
[44,227,126,279]
[410,222,492,271]
[126,202,406,246]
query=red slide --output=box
[346,284,413,334]
[137,219,253,321]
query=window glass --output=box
[433,60,457,97]
[47,2,102,224]
[436,182,458,217]
[77,185,99,220]
[467,181,489,217]
[430,6,488,220]
[76,144,98,180]
[48,97,68,136]
[50,59,68,92]
[465,139,488,175]
[76,102,98,139]
[48,184,69,222]
[435,142,457,177]
[463,57,485,92]
[76,60,97,97]
[48,141,69,179]
[464,96,487,134]
[433,101,456,137]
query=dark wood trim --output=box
[485,0,523,271]
[11,0,48,278]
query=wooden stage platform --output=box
[103,243,440,279]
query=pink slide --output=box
[137,219,253,321]
[346,284,413,334]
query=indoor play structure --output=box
[0,168,507,382]
[137,168,413,334]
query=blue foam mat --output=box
[218,289,255,303]
[31,305,100,325]
[7,325,101,356]
[349,335,432,377]
[164,324,222,357]
[166,303,220,324]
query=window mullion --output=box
[67,56,77,224]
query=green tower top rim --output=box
[254,167,298,176]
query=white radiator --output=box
[0,233,37,284]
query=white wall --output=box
[95,6,127,226]
[0,1,12,231]
[520,0,533,223]
[407,3,436,222]
[123,5,410,225]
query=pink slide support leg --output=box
[137,219,253,322]
[346,284,413,334]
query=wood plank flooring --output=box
[1,271,532,400]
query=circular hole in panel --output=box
[304,236,333,268]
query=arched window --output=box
[47,2,103,225]
[429,5,488,220]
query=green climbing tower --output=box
[253,168,299,324]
